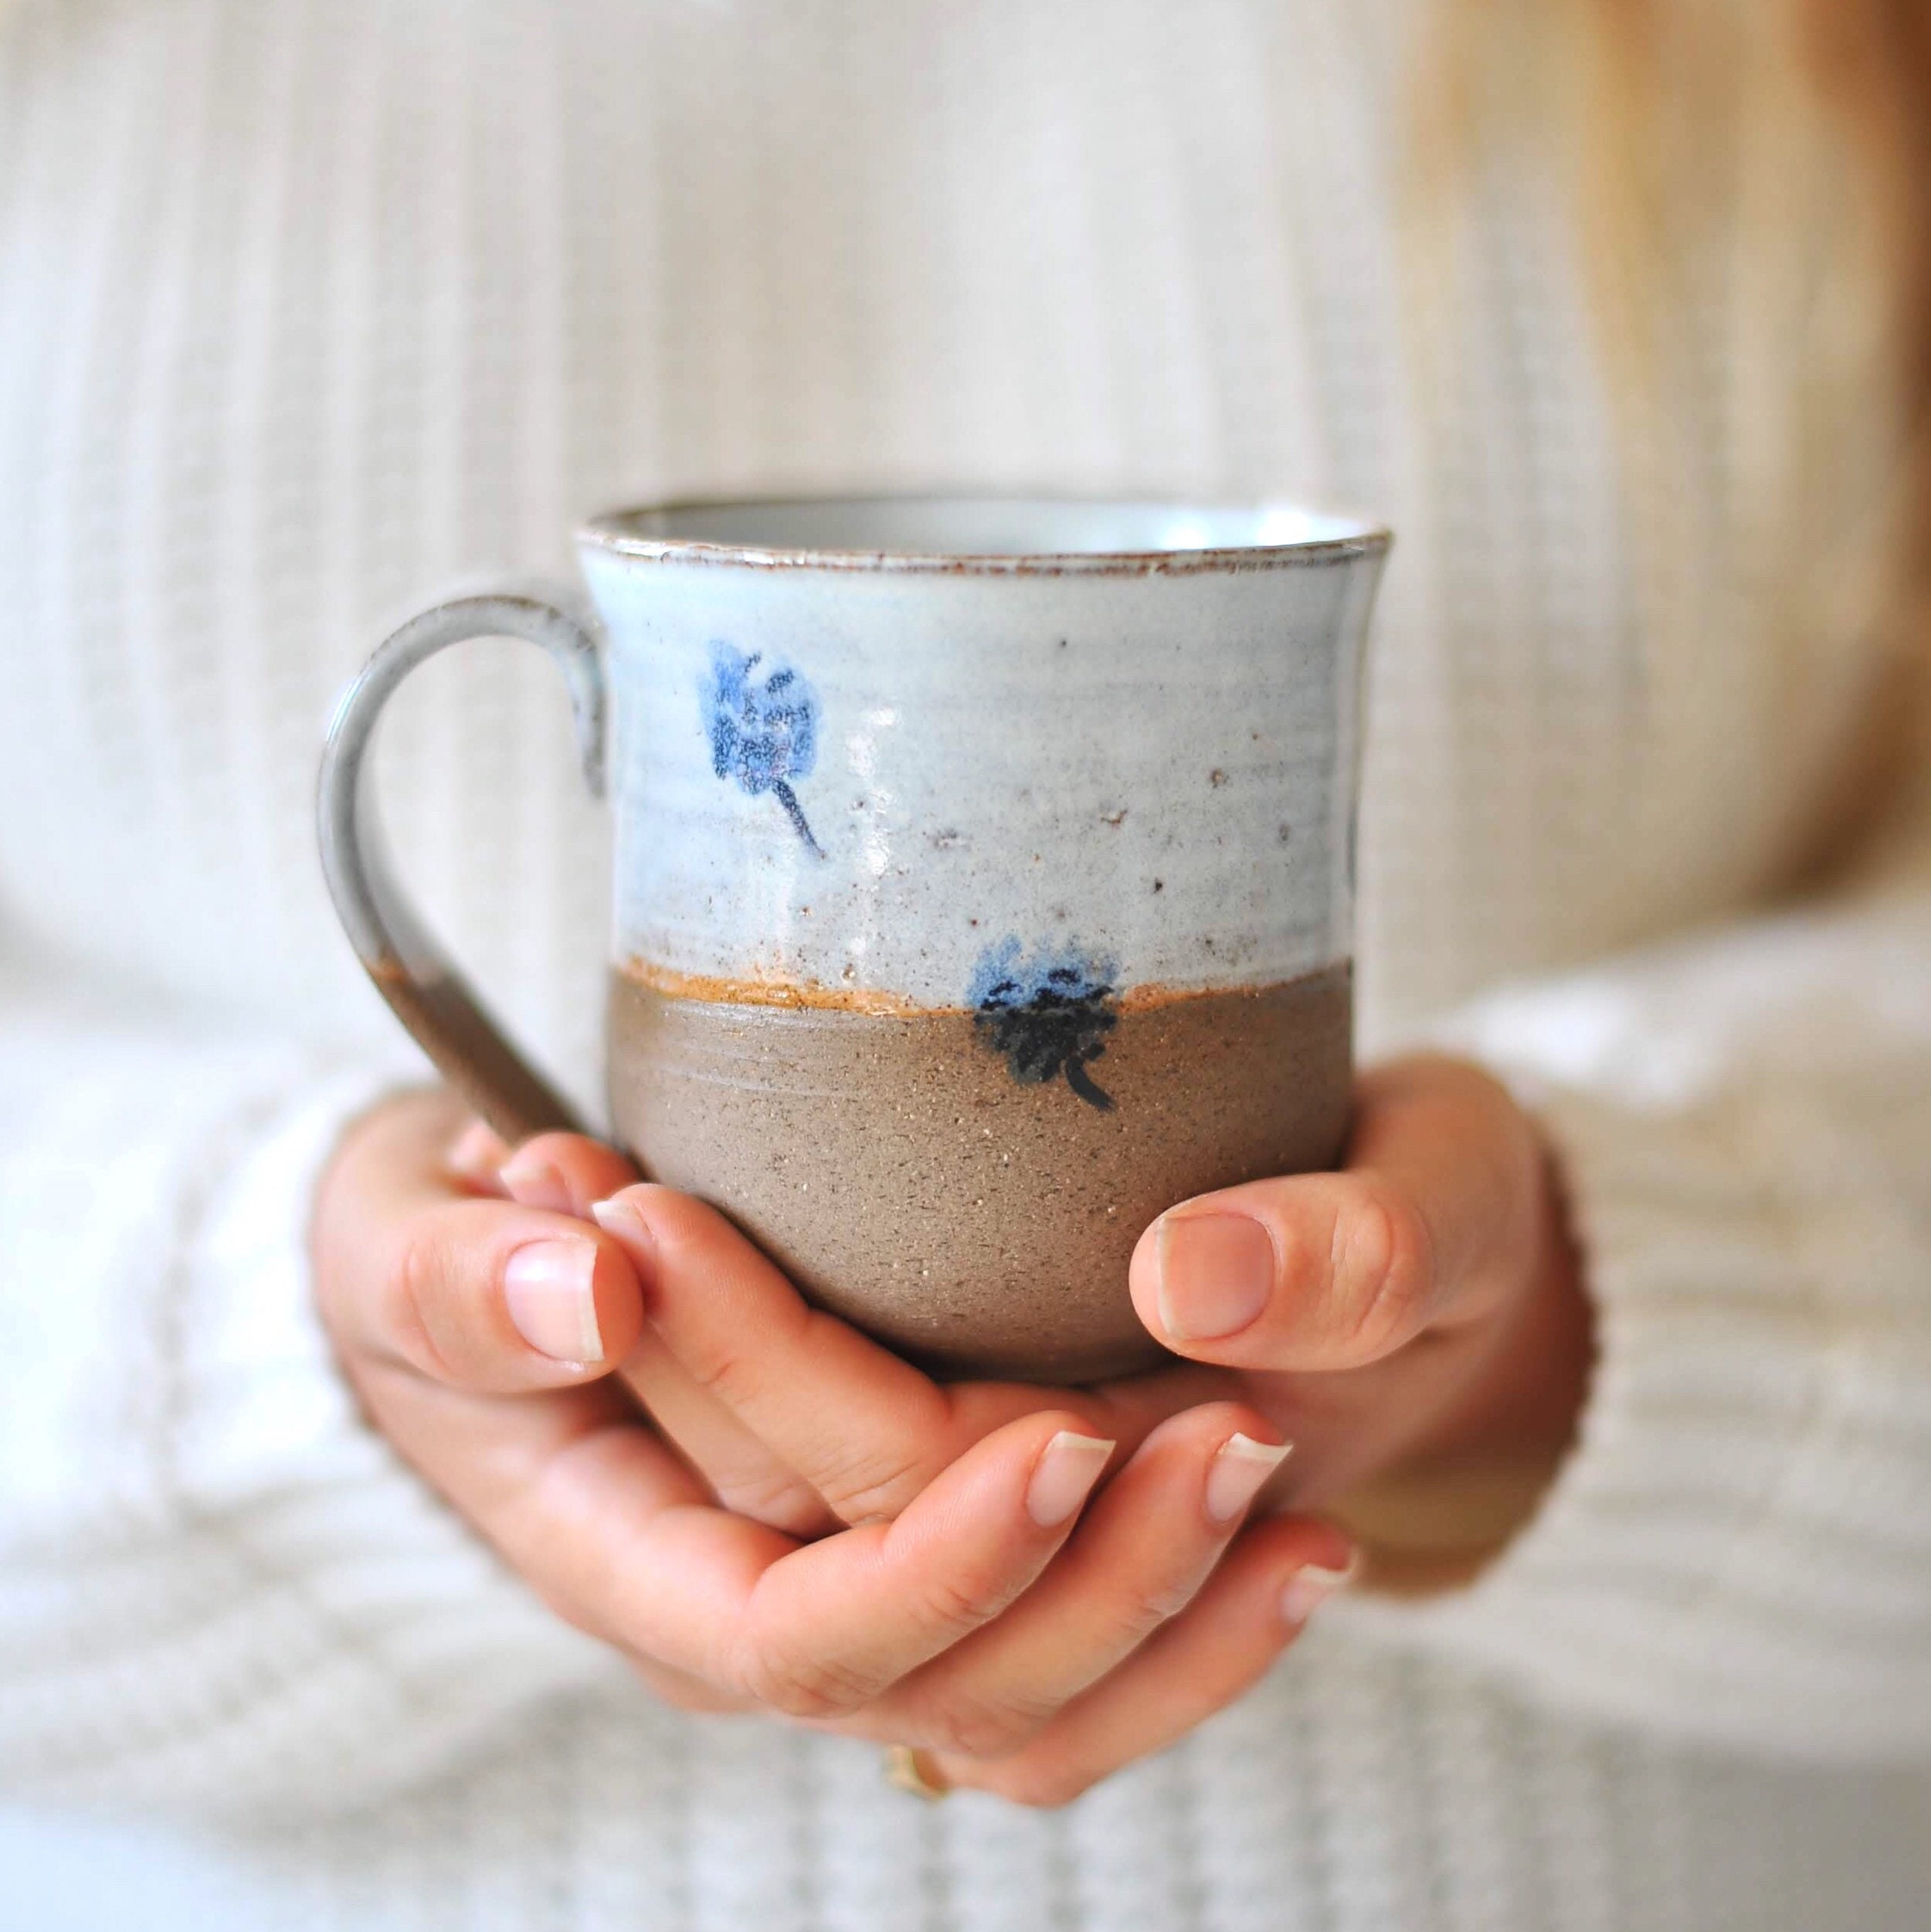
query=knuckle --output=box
[733,1637,880,1721]
[655,1236,803,1390]
[900,1550,1045,1648]
[918,1689,1059,1761]
[381,1223,460,1378]
[680,1339,771,1414]
[1268,1207,1321,1301]
[1067,1567,1203,1663]
[714,1468,834,1538]
[809,1444,931,1526]
[1331,1178,1434,1359]
[913,1565,1012,1635]
[1115,1570,1204,1636]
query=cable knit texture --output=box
[1,0,1928,1926]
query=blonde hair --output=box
[1410,0,1930,865]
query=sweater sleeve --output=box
[0,961,623,1821]
[1342,803,1931,1765]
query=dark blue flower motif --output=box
[703,643,823,856]
[969,937,1120,1112]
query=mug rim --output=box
[577,491,1392,575]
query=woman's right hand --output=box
[310,1090,1349,1796]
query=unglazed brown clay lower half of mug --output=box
[607,959,1353,1383]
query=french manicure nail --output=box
[1025,1431,1115,1528]
[1281,1553,1360,1626]
[589,1196,652,1248]
[447,1122,507,1185]
[499,1149,574,1214]
[1156,1212,1275,1342]
[504,1238,603,1363]
[1204,1431,1294,1524]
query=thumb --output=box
[314,1091,646,1394]
[1126,1058,1542,1373]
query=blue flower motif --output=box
[703,643,823,855]
[969,937,1120,1111]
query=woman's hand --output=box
[385,1052,1584,1798]
[1123,1055,1595,1502]
[551,1055,1590,1682]
[311,1090,1353,1805]
[577,1054,1590,1515]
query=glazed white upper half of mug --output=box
[579,498,1388,1010]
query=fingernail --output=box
[1281,1551,1360,1626]
[504,1238,603,1363]
[447,1122,507,1185]
[589,1195,653,1253]
[1204,1431,1293,1524]
[1025,1431,1115,1528]
[499,1148,574,1214]
[1156,1213,1276,1342]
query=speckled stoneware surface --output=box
[321,497,1388,1382]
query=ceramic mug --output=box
[319,497,1389,1380]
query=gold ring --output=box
[882,1744,952,1801]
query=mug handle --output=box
[317,586,608,1143]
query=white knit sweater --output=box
[2,2,1929,1927]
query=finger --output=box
[342,1349,692,1637]
[497,1129,640,1217]
[718,1415,1115,1714]
[630,1334,1215,1542]
[624,1323,840,1538]
[487,1139,834,1533]
[358,1370,760,1712]
[928,1516,1358,1807]
[840,1404,1291,1757]
[590,1184,966,1523]
[1199,1326,1507,1506]
[1128,1055,1546,1372]
[315,1091,647,1392]
[446,1119,514,1192]
[483,1402,1116,1713]
[365,1339,1115,1720]
[592,1183,1223,1526]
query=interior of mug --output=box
[585,495,1380,561]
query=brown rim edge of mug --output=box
[577,489,1394,575]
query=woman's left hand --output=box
[1121,1054,1594,1502]
[467,1052,1593,1801]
